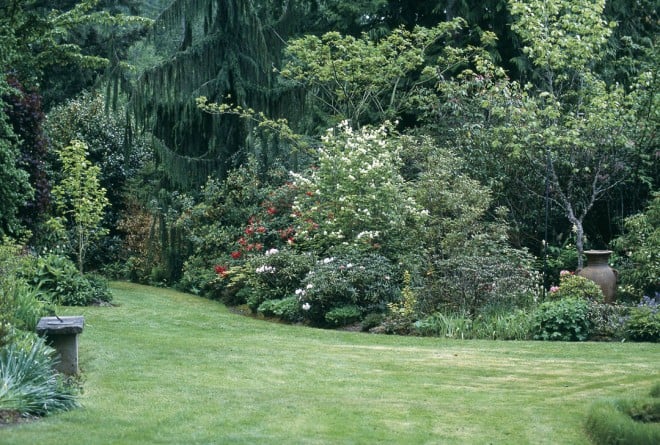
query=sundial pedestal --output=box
[36,316,85,375]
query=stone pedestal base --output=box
[36,316,85,375]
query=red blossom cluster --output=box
[212,191,299,277]
[278,226,295,245]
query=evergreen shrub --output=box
[243,250,315,312]
[324,305,362,327]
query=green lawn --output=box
[2,282,658,444]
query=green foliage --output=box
[360,312,385,332]
[549,273,605,301]
[0,0,150,109]
[298,252,400,327]
[280,20,465,126]
[3,77,50,236]
[1,281,49,335]
[178,160,297,295]
[545,242,580,284]
[509,0,614,72]
[504,0,639,268]
[23,253,112,306]
[406,136,540,315]
[324,305,362,327]
[413,310,533,340]
[387,271,418,318]
[429,242,540,316]
[0,240,51,345]
[585,386,660,445]
[257,297,301,323]
[624,296,660,342]
[533,297,593,341]
[130,0,311,190]
[613,193,660,297]
[50,140,110,273]
[45,92,152,268]
[587,302,627,341]
[0,95,33,237]
[0,333,79,416]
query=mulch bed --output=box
[0,410,40,427]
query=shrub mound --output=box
[585,383,660,445]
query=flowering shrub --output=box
[548,271,604,302]
[296,252,400,326]
[178,159,300,299]
[240,249,315,311]
[289,121,427,259]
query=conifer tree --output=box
[131,0,321,190]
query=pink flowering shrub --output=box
[548,272,604,302]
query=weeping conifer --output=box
[127,0,323,282]
[131,0,316,190]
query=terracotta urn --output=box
[578,250,617,303]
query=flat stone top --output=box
[36,316,85,335]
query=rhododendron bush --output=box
[176,120,539,328]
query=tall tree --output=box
[0,0,149,238]
[0,92,32,237]
[4,77,50,234]
[507,0,640,269]
[130,0,327,190]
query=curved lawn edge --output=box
[2,282,659,445]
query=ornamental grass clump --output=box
[0,335,79,417]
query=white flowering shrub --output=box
[241,249,315,311]
[290,121,427,260]
[296,252,400,326]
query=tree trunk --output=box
[574,219,585,270]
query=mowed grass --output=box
[2,282,658,444]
